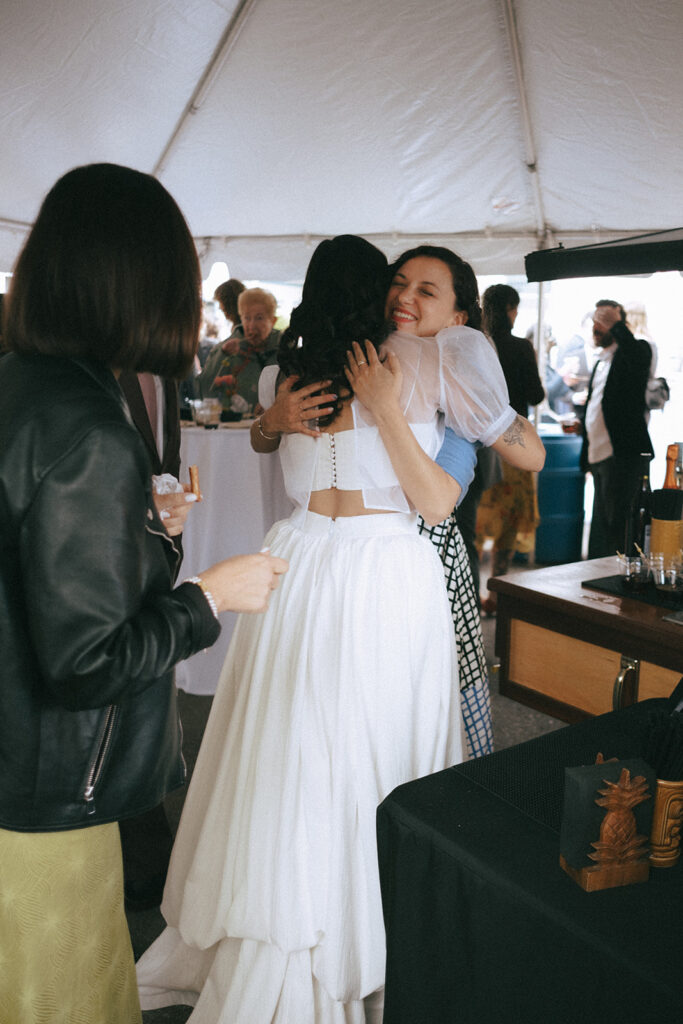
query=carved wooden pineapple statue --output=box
[589,768,650,865]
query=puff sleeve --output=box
[437,326,516,446]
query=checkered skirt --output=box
[418,514,494,759]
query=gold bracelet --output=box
[256,415,280,441]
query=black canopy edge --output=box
[525,228,683,282]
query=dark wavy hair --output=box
[278,235,390,426]
[389,245,482,331]
[4,163,201,379]
[214,278,245,326]
[482,283,520,343]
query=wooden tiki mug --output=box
[649,779,683,868]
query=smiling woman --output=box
[381,244,545,756]
[385,246,545,472]
[385,255,468,334]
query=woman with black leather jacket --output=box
[0,162,287,1024]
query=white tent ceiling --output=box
[2,0,683,282]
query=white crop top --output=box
[258,325,515,515]
[309,430,363,490]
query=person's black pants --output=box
[588,454,641,559]
[119,803,173,905]
[455,468,484,601]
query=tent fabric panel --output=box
[1,0,682,281]
[0,0,239,224]
[161,0,535,240]
[516,0,683,233]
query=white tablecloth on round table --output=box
[175,423,292,695]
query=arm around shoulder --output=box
[436,429,478,507]
[490,415,546,472]
[250,410,281,452]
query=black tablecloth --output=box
[377,701,683,1024]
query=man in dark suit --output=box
[118,371,189,909]
[580,301,653,559]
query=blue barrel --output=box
[535,431,585,564]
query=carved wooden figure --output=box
[649,780,683,868]
[560,763,652,891]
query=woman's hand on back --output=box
[265,376,337,437]
[251,376,337,452]
[345,341,402,420]
[199,553,289,614]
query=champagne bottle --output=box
[624,453,652,556]
[663,443,678,489]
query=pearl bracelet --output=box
[183,575,219,620]
[256,415,280,441]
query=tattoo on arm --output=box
[502,416,526,448]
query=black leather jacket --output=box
[0,353,221,832]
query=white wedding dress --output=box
[136,329,514,1022]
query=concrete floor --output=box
[129,593,564,1023]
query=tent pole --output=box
[499,0,549,243]
[533,280,545,429]
[153,0,259,178]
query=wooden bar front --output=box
[488,557,683,722]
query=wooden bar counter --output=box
[488,556,683,723]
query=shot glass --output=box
[617,554,649,591]
[650,555,683,594]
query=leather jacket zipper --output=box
[84,704,118,815]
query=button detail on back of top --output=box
[329,434,337,488]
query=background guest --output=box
[198,286,280,413]
[214,277,245,336]
[117,370,193,911]
[455,445,502,601]
[580,299,653,558]
[180,302,223,415]
[196,300,223,367]
[542,325,591,418]
[477,284,545,613]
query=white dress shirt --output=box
[584,342,616,465]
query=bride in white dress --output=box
[136,236,544,1023]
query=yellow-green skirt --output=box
[0,822,141,1024]
[476,463,540,553]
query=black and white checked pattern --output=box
[418,514,494,759]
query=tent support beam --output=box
[532,279,546,426]
[499,0,551,247]
[0,216,32,233]
[153,0,259,178]
[193,227,648,252]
